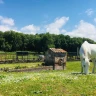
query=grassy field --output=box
[0,62,42,69]
[0,61,96,96]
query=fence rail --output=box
[0,52,80,63]
[67,52,80,61]
[0,52,41,63]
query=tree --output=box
[0,31,4,51]
[0,30,96,53]
[41,33,55,53]
[3,31,23,51]
[26,34,35,51]
[54,34,70,51]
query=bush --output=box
[14,66,28,69]
[3,67,9,72]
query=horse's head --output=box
[82,57,90,74]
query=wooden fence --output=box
[67,52,80,61]
[0,52,40,63]
[0,51,80,64]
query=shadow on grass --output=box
[71,72,96,75]
[71,72,82,75]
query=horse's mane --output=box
[80,41,89,57]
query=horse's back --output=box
[80,41,89,55]
[89,44,96,57]
[80,41,96,58]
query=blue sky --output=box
[0,0,96,41]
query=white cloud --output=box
[0,0,4,4]
[45,17,69,34]
[0,25,17,32]
[0,16,40,34]
[94,18,96,23]
[0,25,11,32]
[1,15,96,42]
[65,20,96,41]
[0,16,16,32]
[0,16,14,26]
[20,24,40,34]
[85,8,94,16]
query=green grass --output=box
[0,62,42,71]
[0,61,96,96]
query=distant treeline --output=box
[0,30,95,53]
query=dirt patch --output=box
[8,66,53,72]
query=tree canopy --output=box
[0,30,95,53]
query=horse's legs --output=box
[80,59,85,74]
[92,59,96,73]
[81,65,83,73]
[84,61,90,75]
[80,58,83,73]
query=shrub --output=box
[14,66,28,69]
[3,67,9,72]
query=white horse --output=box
[80,41,96,74]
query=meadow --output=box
[0,61,96,96]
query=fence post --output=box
[77,47,79,59]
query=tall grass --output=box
[0,61,96,96]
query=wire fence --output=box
[0,52,41,63]
[0,51,80,64]
[67,52,80,61]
